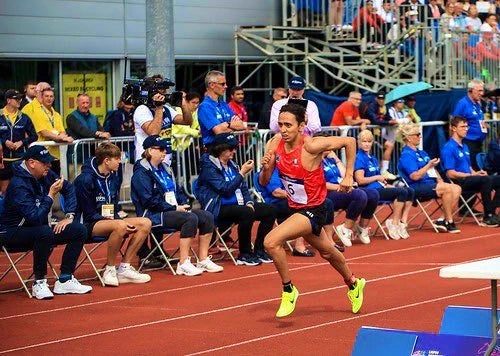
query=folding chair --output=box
[192,178,238,266]
[252,172,294,252]
[371,200,394,240]
[138,227,177,274]
[399,178,440,233]
[0,200,58,298]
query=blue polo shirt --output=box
[354,150,384,190]
[452,96,486,142]
[441,138,472,174]
[254,168,285,205]
[198,95,235,145]
[398,146,436,186]
[322,157,342,184]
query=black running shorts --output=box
[290,202,328,236]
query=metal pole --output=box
[146,0,175,82]
[485,279,498,356]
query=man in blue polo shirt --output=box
[441,116,499,227]
[452,79,488,170]
[198,70,246,147]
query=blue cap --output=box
[212,133,238,147]
[288,76,306,90]
[23,146,55,163]
[143,135,169,150]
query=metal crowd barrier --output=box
[33,119,497,205]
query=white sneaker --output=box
[176,257,203,276]
[336,224,353,247]
[197,256,224,273]
[53,276,93,294]
[355,224,371,244]
[117,265,151,283]
[385,220,401,240]
[32,279,54,300]
[102,266,119,287]
[398,222,410,239]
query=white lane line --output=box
[187,286,489,355]
[0,254,495,354]
[0,232,496,321]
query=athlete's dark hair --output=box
[450,115,467,127]
[279,103,306,124]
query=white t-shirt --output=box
[133,104,179,164]
[269,98,322,136]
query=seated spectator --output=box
[330,91,371,129]
[355,130,414,240]
[66,93,110,140]
[172,91,201,152]
[441,116,499,226]
[73,142,152,286]
[196,133,276,266]
[475,31,500,61]
[131,135,223,275]
[398,123,462,233]
[404,96,421,123]
[0,89,38,195]
[321,144,379,245]
[254,167,316,257]
[0,146,92,300]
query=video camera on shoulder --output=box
[121,76,184,108]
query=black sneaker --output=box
[446,221,461,234]
[433,219,448,233]
[236,253,262,266]
[482,215,499,228]
[140,257,164,269]
[255,251,273,264]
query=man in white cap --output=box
[269,76,322,136]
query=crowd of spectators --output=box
[0,73,498,302]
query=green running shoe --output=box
[276,285,299,318]
[347,278,366,314]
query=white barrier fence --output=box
[32,120,499,205]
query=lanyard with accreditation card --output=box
[97,179,114,219]
[151,163,178,206]
[223,165,244,205]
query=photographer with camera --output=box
[132,74,192,166]
[198,70,246,148]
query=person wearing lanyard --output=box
[131,135,223,276]
[197,70,246,148]
[398,123,462,234]
[73,142,152,287]
[354,129,415,240]
[197,133,276,266]
[0,89,38,195]
[452,79,488,170]
[23,87,73,175]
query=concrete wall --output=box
[0,0,280,59]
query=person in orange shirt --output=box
[330,92,371,129]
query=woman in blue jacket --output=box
[196,133,276,266]
[0,89,38,194]
[131,135,223,276]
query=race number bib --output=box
[102,204,114,219]
[164,191,178,206]
[235,189,244,205]
[280,175,308,204]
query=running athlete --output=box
[260,103,366,318]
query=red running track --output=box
[0,220,498,355]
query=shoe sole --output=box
[447,230,461,234]
[33,293,54,300]
[433,224,448,233]
[176,269,203,276]
[117,277,151,283]
[236,261,260,266]
[197,267,223,273]
[53,289,92,295]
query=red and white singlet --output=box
[275,136,327,209]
